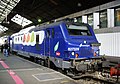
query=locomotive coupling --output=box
[76,63,88,71]
[73,58,102,72]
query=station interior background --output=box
[0,0,120,57]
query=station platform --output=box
[0,53,77,84]
[1,52,120,84]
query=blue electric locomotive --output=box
[10,21,101,75]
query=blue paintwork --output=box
[10,21,100,62]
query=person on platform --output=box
[1,44,4,53]
[3,40,9,57]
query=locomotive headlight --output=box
[96,51,99,54]
[75,53,79,58]
[71,52,75,56]
[94,51,99,56]
[84,40,87,44]
[94,52,97,56]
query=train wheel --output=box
[57,68,63,73]
[50,61,56,70]
[45,59,48,67]
[30,56,34,61]
[62,69,68,75]
[47,58,50,68]
[40,60,45,66]
[34,57,37,63]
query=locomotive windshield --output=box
[67,24,91,36]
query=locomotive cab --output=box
[61,22,102,72]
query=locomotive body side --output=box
[10,21,102,75]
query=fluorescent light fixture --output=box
[0,5,4,8]
[0,25,8,32]
[0,0,21,23]
[11,14,32,27]
[38,19,42,22]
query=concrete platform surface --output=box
[0,53,78,84]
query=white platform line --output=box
[32,75,42,82]
[32,71,73,82]
[32,74,66,82]
[0,68,42,73]
[53,71,73,80]
[10,55,73,81]
[13,68,42,72]
[33,71,72,80]
[32,71,59,76]
[0,70,7,73]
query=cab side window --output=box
[47,30,50,38]
[36,34,40,50]
[36,35,39,44]
[52,28,54,38]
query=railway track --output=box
[19,55,120,84]
[71,71,120,84]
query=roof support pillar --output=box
[82,16,87,23]
[107,9,115,28]
[93,12,100,29]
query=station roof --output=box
[0,0,115,36]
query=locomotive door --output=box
[36,34,40,50]
[45,29,51,56]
